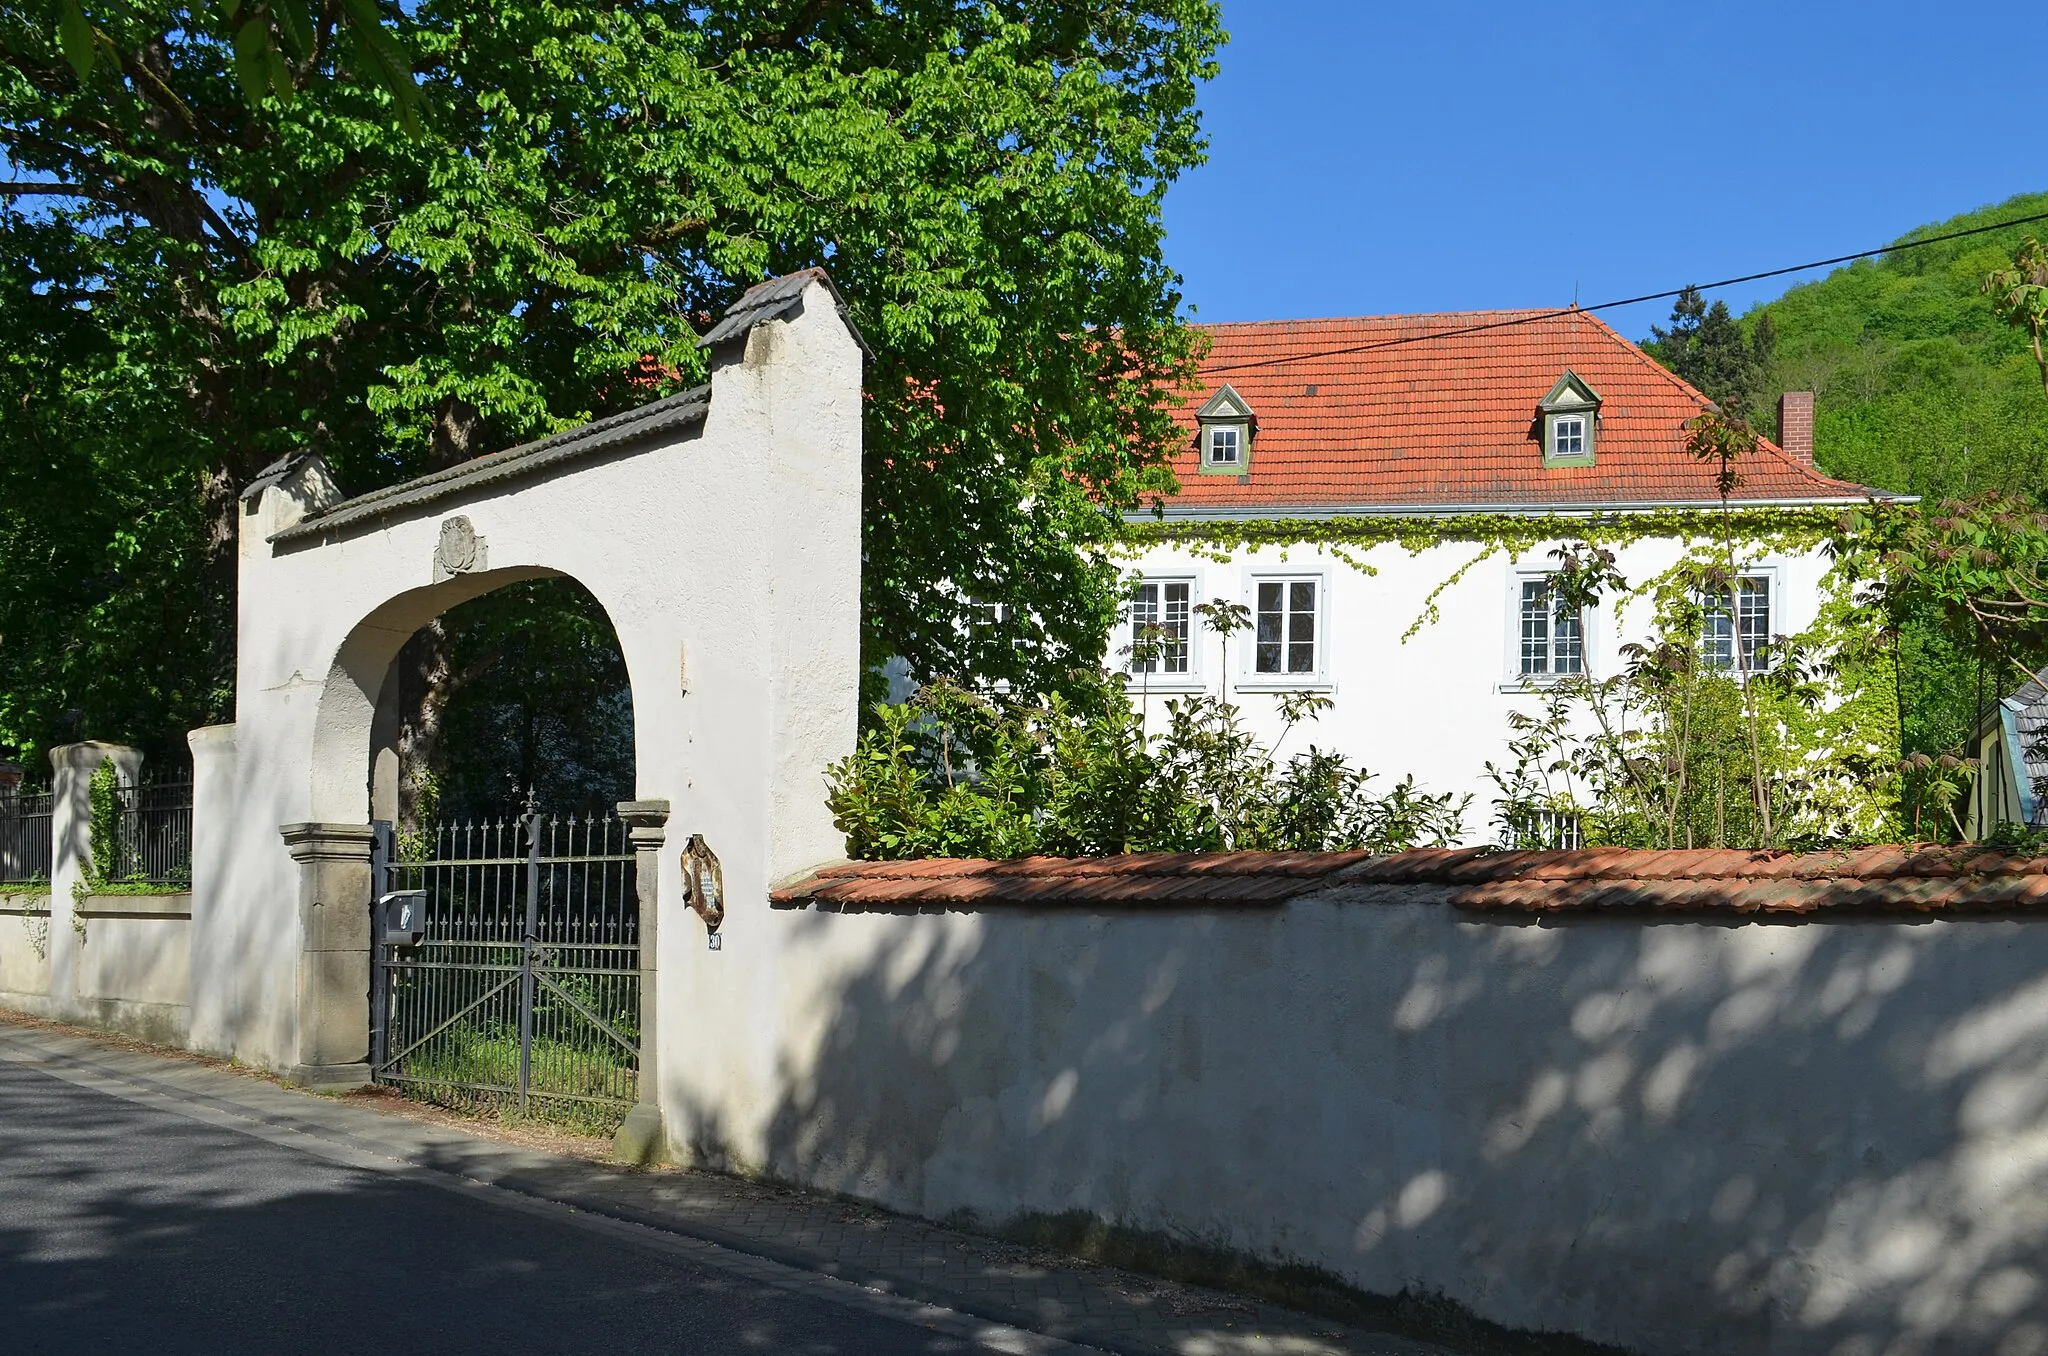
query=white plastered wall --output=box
[190,278,864,1084]
[1115,535,1839,838]
[752,893,2048,1356]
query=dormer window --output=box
[1537,371,1601,468]
[1195,384,1256,476]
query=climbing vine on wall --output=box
[1120,505,1841,560]
[1121,501,1903,849]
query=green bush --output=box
[826,669,1467,860]
[1485,547,1902,852]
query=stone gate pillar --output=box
[612,798,670,1164]
[278,821,376,1089]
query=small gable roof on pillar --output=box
[698,267,872,358]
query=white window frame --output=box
[1205,423,1244,468]
[1507,807,1585,850]
[965,599,1013,639]
[1122,574,1203,689]
[1551,413,1586,460]
[1239,573,1332,690]
[1502,567,1594,691]
[1700,569,1777,674]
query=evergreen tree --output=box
[1648,285,1767,418]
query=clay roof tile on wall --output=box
[768,846,2048,917]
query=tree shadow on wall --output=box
[698,896,2048,1356]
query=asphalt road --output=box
[0,1060,1016,1355]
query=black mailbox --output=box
[378,889,428,947]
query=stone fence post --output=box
[613,798,670,1165]
[47,742,142,1013]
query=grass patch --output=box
[964,1210,1634,1356]
[392,1024,636,1137]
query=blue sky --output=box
[1163,2,2048,340]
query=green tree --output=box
[1723,192,2048,767]
[1749,191,2048,502]
[1982,233,2048,398]
[1646,285,1772,417]
[427,578,635,819]
[52,0,423,129]
[0,2,1223,771]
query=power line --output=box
[1206,207,2048,376]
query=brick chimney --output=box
[0,762,19,808]
[1778,391,1815,467]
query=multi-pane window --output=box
[1128,580,1192,675]
[1207,425,1241,466]
[1518,578,1584,676]
[967,600,1012,645]
[1254,579,1318,675]
[1702,577,1771,672]
[1552,414,1586,459]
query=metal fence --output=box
[106,776,194,887]
[0,784,52,885]
[371,813,639,1133]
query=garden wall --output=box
[740,848,2048,1356]
[0,741,193,1044]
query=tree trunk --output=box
[430,395,484,470]
[396,619,457,833]
[200,461,242,722]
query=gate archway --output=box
[366,575,644,1132]
[186,271,866,1164]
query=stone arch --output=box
[312,565,567,825]
[187,270,867,1157]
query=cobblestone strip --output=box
[0,1019,1454,1356]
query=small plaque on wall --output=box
[684,834,724,937]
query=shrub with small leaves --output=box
[825,667,1466,861]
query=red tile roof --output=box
[770,847,2048,916]
[1152,310,1878,513]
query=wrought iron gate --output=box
[370,812,639,1132]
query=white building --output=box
[1116,309,1883,837]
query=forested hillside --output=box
[1752,191,2048,501]
[1646,191,2048,760]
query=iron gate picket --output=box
[370,812,639,1132]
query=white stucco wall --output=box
[722,894,2048,1356]
[0,893,51,1007]
[184,722,241,1056]
[1115,535,1839,841]
[70,904,192,1046]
